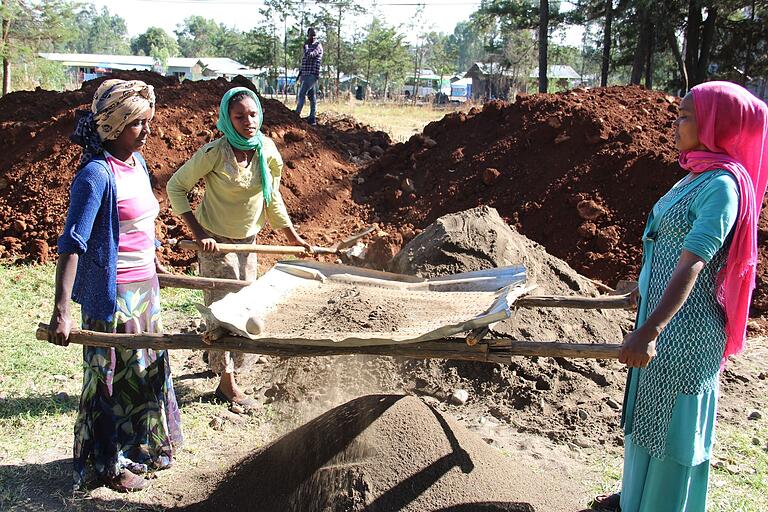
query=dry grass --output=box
[276,96,468,142]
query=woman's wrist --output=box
[640,321,664,338]
[53,302,70,318]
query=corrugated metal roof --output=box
[529,65,581,79]
[39,53,260,75]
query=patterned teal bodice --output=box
[631,176,729,459]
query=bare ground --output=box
[2,320,766,511]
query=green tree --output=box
[175,15,221,57]
[712,1,768,87]
[238,27,274,68]
[1,0,78,95]
[72,5,129,54]
[475,0,569,92]
[446,21,488,73]
[503,29,537,90]
[261,0,296,98]
[316,0,363,96]
[131,27,178,58]
[357,17,409,97]
[424,31,455,96]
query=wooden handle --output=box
[158,273,251,292]
[156,274,634,311]
[35,324,621,361]
[516,294,633,309]
[178,240,308,254]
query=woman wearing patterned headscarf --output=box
[167,87,310,409]
[47,79,183,492]
[592,82,767,511]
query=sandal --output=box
[104,469,149,493]
[590,493,621,511]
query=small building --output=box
[403,69,449,98]
[449,77,472,102]
[38,53,263,86]
[38,53,154,82]
[340,74,370,99]
[529,65,582,91]
[464,62,518,100]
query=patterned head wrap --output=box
[71,79,155,166]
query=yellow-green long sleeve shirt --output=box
[166,136,293,239]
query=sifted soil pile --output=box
[0,71,389,267]
[391,207,631,447]
[356,86,768,312]
[180,394,582,512]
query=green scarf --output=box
[216,87,272,206]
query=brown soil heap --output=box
[0,71,389,267]
[180,394,583,512]
[357,86,768,313]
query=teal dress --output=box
[620,170,739,512]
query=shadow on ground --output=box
[0,392,78,419]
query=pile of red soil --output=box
[356,86,768,312]
[0,71,389,267]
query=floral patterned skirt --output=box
[74,275,183,487]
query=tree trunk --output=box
[601,0,612,87]
[666,25,688,93]
[630,9,649,85]
[538,0,548,93]
[1,0,11,96]
[684,0,702,90]
[2,58,9,96]
[335,4,342,98]
[695,6,716,85]
[383,70,389,100]
[412,46,419,104]
[283,16,288,100]
[742,0,756,85]
[365,39,372,103]
[644,23,654,89]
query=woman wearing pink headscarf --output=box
[592,81,767,511]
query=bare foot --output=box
[217,371,248,402]
[105,469,149,493]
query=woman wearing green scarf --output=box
[167,87,310,407]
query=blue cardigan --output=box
[57,153,151,322]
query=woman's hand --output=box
[294,236,313,253]
[282,227,313,253]
[619,323,660,367]
[627,285,639,308]
[197,237,219,253]
[47,308,72,347]
[180,212,218,253]
[155,259,170,275]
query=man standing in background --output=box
[296,27,323,125]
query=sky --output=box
[90,0,584,46]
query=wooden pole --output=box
[36,324,621,361]
[516,294,632,309]
[158,273,247,293]
[177,240,309,255]
[157,274,634,310]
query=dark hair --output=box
[307,27,316,36]
[228,90,252,110]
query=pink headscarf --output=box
[678,81,768,361]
